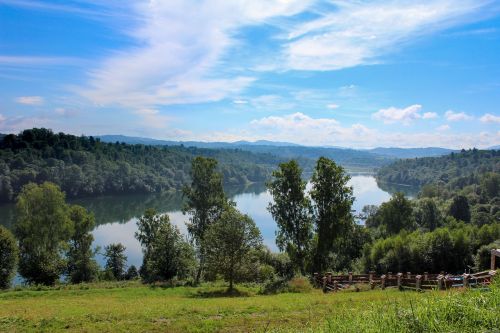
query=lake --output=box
[0,175,418,269]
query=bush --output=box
[287,276,313,293]
[0,226,18,289]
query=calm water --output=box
[0,176,417,268]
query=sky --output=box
[0,0,500,149]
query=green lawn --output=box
[0,280,498,332]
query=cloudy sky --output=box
[1,0,499,148]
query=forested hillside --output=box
[376,149,500,188]
[0,128,283,202]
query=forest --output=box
[0,128,284,202]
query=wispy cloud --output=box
[423,112,438,119]
[15,96,44,105]
[282,0,494,70]
[372,104,423,124]
[77,0,311,109]
[445,110,473,121]
[480,113,500,123]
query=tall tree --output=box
[182,157,228,284]
[136,209,195,282]
[415,198,442,231]
[135,208,166,280]
[15,182,74,285]
[104,243,127,281]
[267,160,312,274]
[0,225,18,289]
[203,207,262,291]
[310,157,354,272]
[67,205,99,284]
[448,195,471,223]
[376,192,415,235]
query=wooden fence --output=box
[313,270,497,293]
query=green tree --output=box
[204,207,262,291]
[310,157,354,272]
[182,157,228,284]
[136,209,195,282]
[67,205,99,284]
[0,225,18,289]
[448,195,471,223]
[267,160,312,274]
[480,172,500,199]
[15,182,73,285]
[377,192,415,235]
[135,208,166,280]
[104,243,127,280]
[415,198,442,231]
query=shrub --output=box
[0,225,18,289]
[287,276,313,293]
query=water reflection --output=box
[0,176,406,268]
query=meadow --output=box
[0,279,498,333]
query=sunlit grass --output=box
[0,279,498,332]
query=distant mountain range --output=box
[96,135,459,168]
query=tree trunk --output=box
[195,256,204,285]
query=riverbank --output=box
[0,279,498,332]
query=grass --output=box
[0,279,498,332]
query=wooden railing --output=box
[313,270,497,292]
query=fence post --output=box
[381,274,386,290]
[369,271,374,281]
[437,274,445,290]
[388,272,392,280]
[397,272,403,290]
[327,272,332,284]
[463,273,470,288]
[313,273,318,287]
[416,275,422,291]
[349,272,353,283]
[424,272,428,281]
[407,272,412,279]
[322,276,327,292]
[333,280,338,292]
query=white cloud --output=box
[445,110,473,121]
[480,113,500,123]
[437,124,450,131]
[372,104,422,124]
[423,112,438,119]
[15,96,44,105]
[283,1,493,71]
[78,0,312,109]
[327,103,340,109]
[233,99,248,104]
[133,109,170,129]
[54,107,79,117]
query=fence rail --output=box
[313,270,497,292]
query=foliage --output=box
[310,157,355,272]
[448,195,471,223]
[203,206,262,290]
[267,160,312,274]
[366,192,415,236]
[66,205,99,284]
[362,222,500,274]
[377,149,500,189]
[474,240,500,271]
[0,225,18,289]
[0,128,281,202]
[14,182,74,285]
[125,265,140,280]
[182,156,229,283]
[136,209,196,282]
[103,243,127,281]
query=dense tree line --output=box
[0,128,282,202]
[377,149,500,189]
[361,150,500,274]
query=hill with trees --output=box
[376,149,500,188]
[0,128,284,203]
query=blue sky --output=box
[1,0,499,148]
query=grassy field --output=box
[0,279,498,332]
